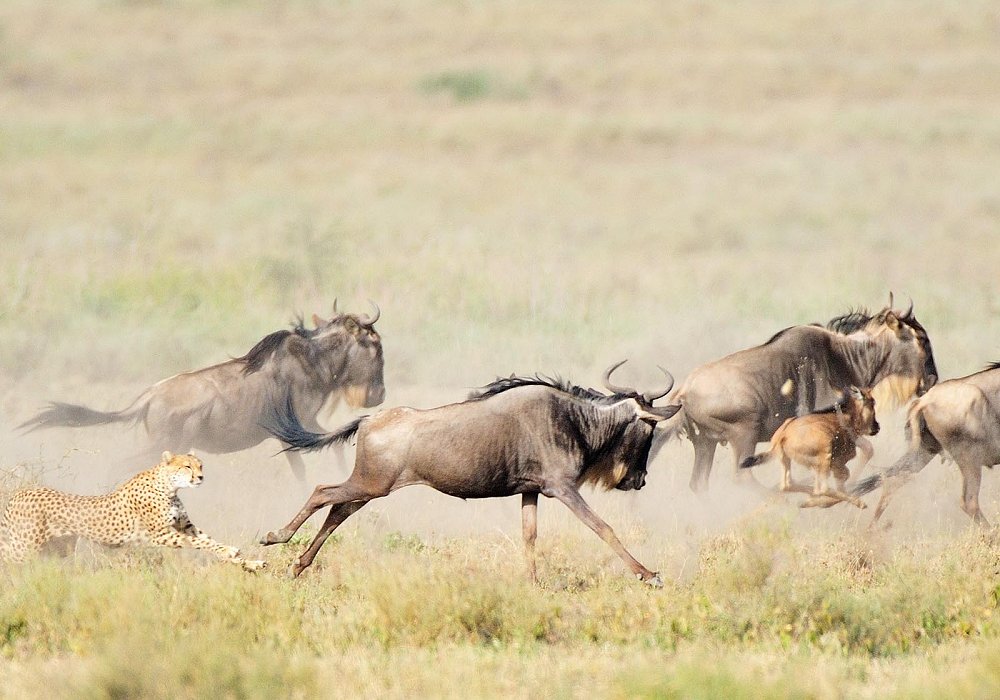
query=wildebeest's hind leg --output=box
[291,501,368,577]
[282,446,308,484]
[689,437,717,493]
[522,492,539,584]
[550,486,662,587]
[260,480,374,545]
[958,462,989,526]
[731,431,766,489]
[866,448,936,529]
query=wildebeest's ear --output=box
[161,450,173,462]
[848,386,863,399]
[312,313,326,328]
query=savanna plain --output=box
[3,1,1000,697]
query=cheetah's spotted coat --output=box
[0,451,265,571]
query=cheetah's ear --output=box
[161,450,174,463]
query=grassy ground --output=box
[2,0,1000,696]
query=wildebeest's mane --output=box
[469,375,620,403]
[290,314,318,339]
[764,307,887,345]
[763,326,793,345]
[764,323,823,345]
[234,318,321,375]
[236,330,294,375]
[983,361,1000,372]
[826,308,873,335]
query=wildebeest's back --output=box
[144,361,272,452]
[679,328,831,441]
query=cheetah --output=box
[0,451,265,571]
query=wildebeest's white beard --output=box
[872,374,919,412]
[580,460,628,491]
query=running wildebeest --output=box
[259,361,680,585]
[740,386,878,509]
[853,363,1000,526]
[654,295,937,492]
[20,302,385,483]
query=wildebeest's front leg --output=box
[291,500,369,577]
[522,492,539,584]
[550,486,662,587]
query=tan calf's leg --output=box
[778,454,815,496]
[802,459,867,509]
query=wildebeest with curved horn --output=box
[654,295,937,492]
[259,361,680,585]
[852,362,1000,526]
[19,302,386,482]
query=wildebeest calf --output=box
[260,361,679,585]
[740,386,878,508]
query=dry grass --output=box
[2,0,1000,696]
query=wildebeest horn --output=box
[642,366,675,404]
[331,298,339,316]
[602,360,634,395]
[886,291,894,311]
[359,300,380,326]
[902,296,913,320]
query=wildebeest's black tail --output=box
[262,392,366,453]
[18,396,150,433]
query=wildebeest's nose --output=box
[365,386,386,407]
[871,422,880,435]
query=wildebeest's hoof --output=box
[260,530,286,546]
[640,572,664,589]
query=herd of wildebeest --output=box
[9,294,1000,585]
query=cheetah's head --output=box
[161,451,205,489]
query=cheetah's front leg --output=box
[150,529,266,572]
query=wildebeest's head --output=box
[599,361,680,491]
[844,386,879,437]
[828,294,938,408]
[310,301,385,408]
